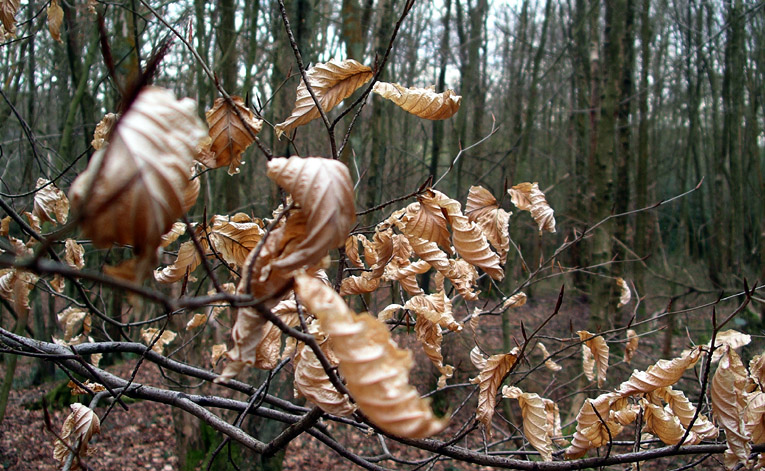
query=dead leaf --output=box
[185,313,207,330]
[200,96,263,175]
[140,328,177,355]
[711,346,751,468]
[295,273,446,438]
[294,342,356,416]
[466,185,510,263]
[502,386,553,461]
[618,347,702,396]
[536,342,562,372]
[46,0,63,42]
[470,346,488,370]
[470,348,520,437]
[275,59,372,138]
[578,331,609,387]
[624,329,638,364]
[160,222,186,248]
[508,182,555,233]
[208,213,264,267]
[69,87,207,257]
[52,403,101,470]
[211,344,227,365]
[155,238,204,283]
[91,113,118,150]
[502,292,527,309]
[372,82,461,120]
[64,239,85,269]
[33,178,69,225]
[711,329,751,363]
[0,0,20,39]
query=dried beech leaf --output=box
[618,347,702,396]
[711,346,751,468]
[64,239,85,269]
[294,343,356,416]
[624,329,639,364]
[209,214,264,267]
[0,269,38,316]
[52,403,101,470]
[275,59,372,138]
[155,239,204,283]
[266,157,355,273]
[401,201,452,255]
[415,314,454,389]
[466,185,511,263]
[536,342,562,372]
[46,0,63,42]
[67,380,106,396]
[421,190,504,280]
[0,216,9,236]
[544,398,568,446]
[470,348,520,437]
[502,292,527,309]
[1,0,19,39]
[57,307,90,342]
[750,355,765,387]
[508,182,556,233]
[565,393,626,459]
[255,299,299,370]
[372,82,461,120]
[345,235,364,268]
[211,344,227,365]
[502,386,553,461]
[652,386,717,441]
[91,113,118,150]
[69,87,207,257]
[470,346,488,370]
[295,274,446,438]
[578,331,609,387]
[183,166,200,213]
[378,303,404,322]
[33,178,69,225]
[747,391,765,445]
[616,277,631,308]
[383,258,430,296]
[641,399,690,445]
[582,343,595,382]
[185,313,208,330]
[140,328,177,355]
[339,272,380,296]
[200,96,263,175]
[711,330,751,363]
[404,291,461,332]
[160,222,186,248]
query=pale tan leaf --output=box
[383,258,430,296]
[746,391,765,444]
[508,182,556,233]
[24,211,41,233]
[470,346,488,370]
[275,59,372,138]
[160,222,186,248]
[565,393,626,459]
[183,166,200,213]
[0,269,38,316]
[52,403,101,470]
[618,347,703,396]
[624,329,638,364]
[200,96,263,175]
[50,274,65,293]
[616,277,631,308]
[185,313,208,330]
[543,398,568,446]
[69,87,207,257]
[0,0,20,39]
[91,113,118,150]
[578,331,609,387]
[57,307,90,342]
[421,190,504,280]
[641,399,691,445]
[443,259,480,301]
[33,178,69,224]
[470,348,520,437]
[750,355,765,387]
[294,274,446,438]
[154,239,204,283]
[536,342,562,372]
[371,82,461,120]
[209,214,264,267]
[502,386,553,461]
[294,343,356,416]
[653,386,718,440]
[140,328,177,355]
[378,303,404,322]
[211,344,227,365]
[415,315,454,389]
[711,330,751,363]
[466,185,510,263]
[255,299,299,370]
[0,216,9,236]
[711,346,751,467]
[502,292,527,309]
[582,343,595,382]
[67,380,106,396]
[401,201,452,255]
[404,291,461,332]
[64,239,85,269]
[46,0,63,42]
[339,272,380,295]
[265,157,355,273]
[345,235,364,268]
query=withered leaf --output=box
[140,328,177,355]
[616,277,631,308]
[64,239,85,269]
[0,0,20,39]
[69,87,207,257]
[565,393,627,459]
[294,343,356,417]
[155,239,204,283]
[470,348,520,437]
[624,329,639,364]
[33,178,69,225]
[209,213,264,267]
[295,273,446,438]
[470,346,489,370]
[200,96,263,175]
[91,113,118,150]
[372,82,461,120]
[52,403,101,470]
[275,59,372,138]
[502,386,553,461]
[711,346,751,468]
[618,347,702,396]
[508,182,556,234]
[536,342,562,372]
[578,331,609,387]
[46,0,63,42]
[466,185,510,264]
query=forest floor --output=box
[0,283,736,470]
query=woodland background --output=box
[0,0,764,469]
